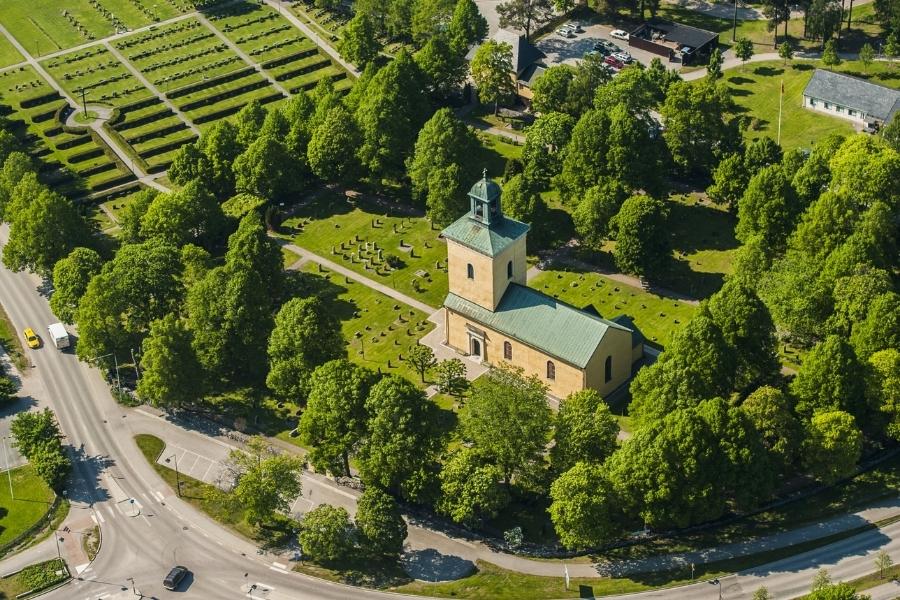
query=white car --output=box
[613,51,632,63]
[556,27,575,38]
[568,21,584,33]
[610,29,629,41]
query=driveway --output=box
[535,22,682,70]
[475,0,510,36]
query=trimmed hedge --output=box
[30,106,59,123]
[76,161,117,178]
[67,147,105,164]
[20,91,61,109]
[178,79,270,112]
[192,91,284,124]
[137,134,196,159]
[119,96,163,114]
[288,72,345,95]
[126,122,187,145]
[43,126,63,138]
[55,135,92,151]
[115,108,174,132]
[166,66,257,100]
[274,59,329,82]
[260,47,318,69]
[90,172,137,191]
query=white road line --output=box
[269,566,288,574]
[74,563,90,574]
[153,490,165,502]
[201,460,214,482]
[90,513,98,526]
[272,561,287,570]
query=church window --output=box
[503,341,512,360]
[605,356,613,383]
[507,260,513,279]
[546,361,555,380]
[467,263,474,279]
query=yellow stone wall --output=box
[446,235,527,311]
[446,308,587,398]
[582,327,633,397]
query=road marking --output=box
[74,563,89,574]
[201,460,214,482]
[90,513,98,525]
[272,561,287,570]
[95,510,105,524]
[269,565,288,574]
[153,490,165,502]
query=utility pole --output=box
[2,437,13,500]
[113,353,121,391]
[131,348,140,379]
[80,87,87,116]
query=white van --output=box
[48,323,70,349]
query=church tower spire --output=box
[468,168,502,226]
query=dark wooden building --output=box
[628,19,718,65]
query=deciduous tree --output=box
[549,462,622,549]
[50,247,103,324]
[438,447,510,524]
[791,335,867,422]
[233,452,304,525]
[307,105,362,184]
[339,14,382,67]
[497,0,553,40]
[355,487,407,558]
[138,313,205,409]
[610,195,670,277]
[802,410,862,484]
[551,390,618,473]
[572,178,628,248]
[470,41,516,115]
[299,505,355,563]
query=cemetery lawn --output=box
[0,35,23,68]
[294,263,436,384]
[529,270,696,348]
[285,192,448,309]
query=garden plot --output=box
[43,45,155,107]
[0,0,189,56]
[114,17,246,91]
[0,65,132,195]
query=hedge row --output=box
[56,135,92,151]
[67,146,105,164]
[260,47,318,69]
[288,72,345,95]
[118,96,163,114]
[126,122,187,145]
[30,106,60,123]
[274,58,329,82]
[20,91,61,109]
[76,161,117,178]
[192,91,283,124]
[90,172,137,192]
[115,108,174,132]
[166,66,257,100]
[178,79,270,112]
[137,134,196,159]
[43,126,63,138]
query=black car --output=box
[164,566,189,591]
[591,42,610,55]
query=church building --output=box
[441,173,643,399]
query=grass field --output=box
[0,558,68,597]
[0,302,29,372]
[0,35,24,69]
[0,465,57,549]
[0,0,187,56]
[529,270,697,347]
[294,263,436,384]
[284,193,449,309]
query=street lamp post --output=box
[89,353,121,391]
[164,454,181,497]
[709,578,722,600]
[732,0,738,42]
[2,436,13,500]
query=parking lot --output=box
[535,21,683,72]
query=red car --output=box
[604,55,624,70]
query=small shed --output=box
[628,19,718,65]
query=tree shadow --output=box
[791,63,814,71]
[729,88,753,97]
[66,445,115,505]
[401,548,476,582]
[657,258,726,300]
[667,202,737,253]
[753,66,784,77]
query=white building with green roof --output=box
[440,173,643,398]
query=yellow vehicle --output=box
[23,328,40,349]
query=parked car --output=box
[23,328,40,349]
[613,52,633,63]
[604,55,624,70]
[610,29,629,40]
[556,27,575,38]
[164,566,189,591]
[592,42,611,55]
[568,21,584,32]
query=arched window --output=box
[546,360,555,380]
[466,263,474,279]
[507,260,513,279]
[605,356,613,383]
[503,341,512,360]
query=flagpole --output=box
[564,563,570,591]
[777,79,784,146]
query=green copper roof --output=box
[444,284,632,368]
[441,214,529,257]
[468,176,501,203]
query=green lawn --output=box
[0,35,24,68]
[529,270,697,348]
[0,0,185,56]
[0,558,68,597]
[0,465,58,549]
[43,46,155,108]
[723,59,899,151]
[284,192,448,309]
[0,301,29,371]
[293,263,436,384]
